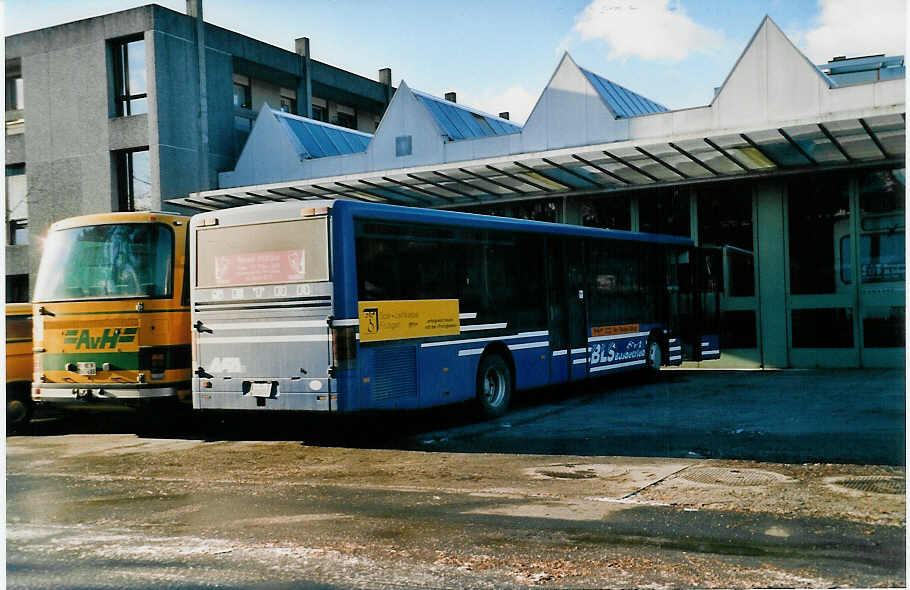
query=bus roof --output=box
[194,199,694,247]
[50,211,190,232]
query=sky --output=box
[4,0,907,124]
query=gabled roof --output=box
[411,89,522,141]
[578,67,668,118]
[273,110,372,159]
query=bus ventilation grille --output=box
[372,347,417,401]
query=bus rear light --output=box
[332,325,357,369]
[150,353,166,376]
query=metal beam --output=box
[357,179,426,205]
[330,183,382,203]
[511,161,571,190]
[858,118,891,159]
[601,149,660,182]
[284,186,327,199]
[635,146,689,179]
[382,176,454,203]
[703,138,749,171]
[541,158,605,188]
[777,128,817,165]
[406,173,476,200]
[179,198,217,211]
[738,133,782,167]
[459,167,526,195]
[266,188,307,201]
[246,191,285,202]
[486,164,555,193]
[668,142,718,176]
[431,171,485,201]
[570,154,632,185]
[817,123,853,163]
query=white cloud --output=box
[802,0,906,63]
[573,0,724,62]
[470,86,539,125]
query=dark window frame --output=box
[111,35,148,117]
[115,147,151,212]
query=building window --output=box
[233,74,251,109]
[233,116,253,155]
[788,174,850,294]
[5,74,23,111]
[5,274,28,303]
[395,135,412,157]
[312,104,327,121]
[112,36,148,116]
[698,183,754,297]
[5,164,27,245]
[581,195,631,230]
[334,104,357,129]
[639,188,690,237]
[115,148,152,211]
[279,88,297,114]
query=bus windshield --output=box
[196,218,329,287]
[34,223,174,301]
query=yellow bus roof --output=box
[50,211,190,232]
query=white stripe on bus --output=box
[572,358,587,365]
[200,335,330,344]
[459,312,477,319]
[670,355,682,361]
[590,359,647,372]
[588,331,650,343]
[702,341,711,347]
[508,341,549,351]
[331,318,360,327]
[552,350,567,357]
[703,349,720,355]
[457,348,485,356]
[421,332,547,348]
[669,346,681,351]
[460,323,507,332]
[206,320,328,330]
[570,348,587,355]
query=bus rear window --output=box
[34,223,173,301]
[196,218,329,287]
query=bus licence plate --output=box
[77,362,97,376]
[250,382,273,398]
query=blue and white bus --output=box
[190,200,717,416]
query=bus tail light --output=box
[150,352,166,379]
[332,326,357,370]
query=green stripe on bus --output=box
[6,338,31,344]
[40,345,191,371]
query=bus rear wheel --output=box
[7,385,33,433]
[476,354,511,418]
[645,337,662,373]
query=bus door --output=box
[673,247,721,362]
[564,238,588,381]
[695,247,722,361]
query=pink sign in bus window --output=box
[214,249,307,285]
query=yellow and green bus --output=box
[6,302,34,430]
[31,212,191,413]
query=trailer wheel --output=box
[476,354,512,418]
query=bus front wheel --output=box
[476,354,512,418]
[7,384,33,433]
[645,337,663,374]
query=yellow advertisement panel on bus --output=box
[358,299,460,342]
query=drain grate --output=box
[680,467,788,487]
[834,476,905,495]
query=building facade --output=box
[4,2,395,301]
[175,18,904,369]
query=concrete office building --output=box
[176,17,904,369]
[4,1,395,301]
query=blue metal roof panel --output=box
[579,67,668,118]
[412,90,521,141]
[274,110,373,159]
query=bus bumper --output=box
[192,377,338,411]
[31,383,182,411]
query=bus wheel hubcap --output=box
[484,368,505,406]
[7,400,27,424]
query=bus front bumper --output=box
[32,383,183,410]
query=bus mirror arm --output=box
[195,367,213,379]
[38,306,55,317]
[194,320,213,334]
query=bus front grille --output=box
[372,347,417,401]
